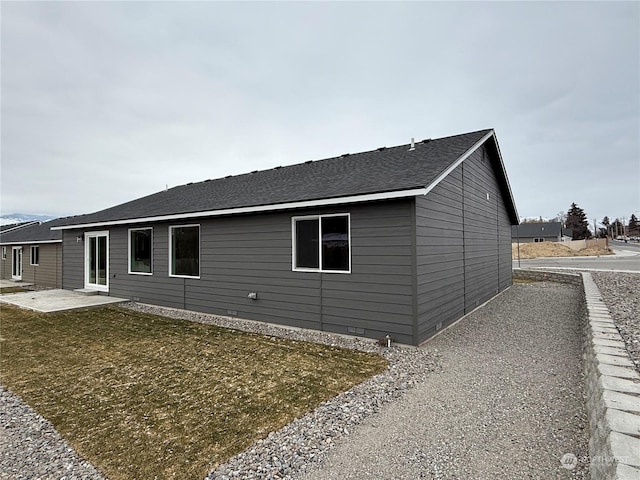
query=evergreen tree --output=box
[629,214,639,236]
[565,203,592,239]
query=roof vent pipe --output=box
[409,138,415,151]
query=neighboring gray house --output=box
[0,221,62,288]
[512,222,572,243]
[51,129,518,345]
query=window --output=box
[534,238,545,243]
[129,228,152,274]
[30,246,39,265]
[1,246,5,260]
[169,225,200,277]
[293,214,350,273]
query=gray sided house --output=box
[52,129,518,345]
[0,221,63,288]
[512,222,572,243]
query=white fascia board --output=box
[423,130,494,196]
[422,130,519,221]
[489,131,519,220]
[0,239,62,246]
[51,188,428,230]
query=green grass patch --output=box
[0,305,387,479]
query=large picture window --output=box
[170,225,200,278]
[129,228,152,274]
[293,214,350,273]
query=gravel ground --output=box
[297,282,590,480]
[125,303,439,480]
[0,386,105,480]
[0,282,590,479]
[592,272,640,372]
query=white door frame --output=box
[84,231,109,292]
[11,246,22,281]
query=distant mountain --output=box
[0,213,56,226]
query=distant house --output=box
[0,221,62,288]
[51,129,518,345]
[511,222,572,243]
[0,221,38,233]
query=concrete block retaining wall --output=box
[514,269,639,478]
[512,268,582,285]
[581,273,640,479]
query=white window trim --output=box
[128,227,153,275]
[168,224,200,279]
[30,246,39,266]
[1,246,6,260]
[292,213,351,274]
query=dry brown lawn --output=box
[0,286,30,294]
[0,304,387,480]
[512,241,612,259]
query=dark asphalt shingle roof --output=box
[0,221,37,233]
[55,129,516,227]
[0,221,62,244]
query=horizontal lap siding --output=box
[320,201,415,344]
[0,250,9,280]
[498,200,512,291]
[463,147,500,312]
[78,200,414,343]
[62,231,85,290]
[105,217,322,330]
[416,144,513,344]
[416,168,465,341]
[19,244,62,288]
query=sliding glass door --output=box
[11,247,22,281]
[85,231,109,291]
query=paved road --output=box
[513,243,640,272]
[609,239,640,253]
[298,282,589,479]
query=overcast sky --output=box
[1,1,638,227]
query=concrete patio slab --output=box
[0,289,127,313]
